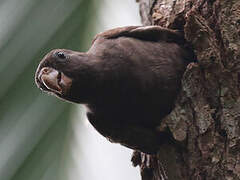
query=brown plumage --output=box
[35,26,195,153]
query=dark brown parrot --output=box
[35,26,194,154]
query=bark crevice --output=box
[135,0,240,179]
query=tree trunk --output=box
[134,0,240,179]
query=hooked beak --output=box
[37,67,72,96]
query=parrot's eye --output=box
[56,52,66,59]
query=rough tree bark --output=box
[133,0,240,179]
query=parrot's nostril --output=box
[42,67,50,74]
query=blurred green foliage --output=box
[0,0,98,179]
